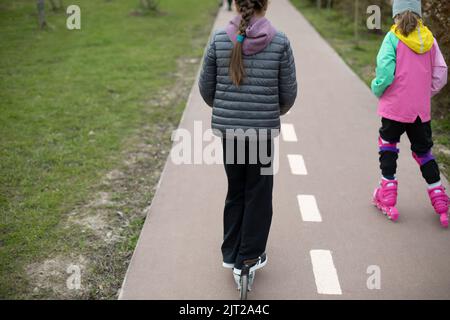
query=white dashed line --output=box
[283,121,336,295]
[281,123,298,142]
[297,195,322,222]
[287,154,307,175]
[310,250,342,295]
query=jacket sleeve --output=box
[431,39,448,96]
[198,31,217,108]
[371,32,397,98]
[279,36,297,115]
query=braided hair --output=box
[229,0,268,86]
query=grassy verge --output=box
[290,0,450,179]
[0,0,218,299]
[432,112,450,179]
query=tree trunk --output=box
[354,0,359,44]
[37,0,46,29]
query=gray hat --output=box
[392,0,422,18]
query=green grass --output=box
[0,0,218,298]
[432,112,450,179]
[290,0,450,179]
[290,0,388,85]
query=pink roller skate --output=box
[427,185,449,228]
[373,179,399,221]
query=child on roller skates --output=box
[371,0,448,227]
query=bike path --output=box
[119,0,450,299]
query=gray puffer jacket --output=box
[199,25,297,139]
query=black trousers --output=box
[228,0,232,8]
[379,117,441,184]
[221,138,274,269]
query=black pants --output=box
[227,0,232,9]
[379,117,440,184]
[221,138,274,269]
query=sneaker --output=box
[232,253,267,291]
[233,253,268,276]
[233,269,255,291]
[222,261,234,269]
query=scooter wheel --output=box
[240,274,248,300]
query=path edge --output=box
[117,7,222,300]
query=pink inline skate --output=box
[428,185,449,228]
[373,179,399,221]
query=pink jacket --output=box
[372,24,448,123]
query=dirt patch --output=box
[435,144,450,157]
[26,125,173,298]
[27,255,88,299]
[24,56,201,299]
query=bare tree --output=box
[36,0,66,29]
[140,0,159,11]
[49,0,63,11]
[354,0,359,43]
[316,0,333,9]
[327,0,333,9]
[37,0,47,29]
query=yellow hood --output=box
[390,20,434,54]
